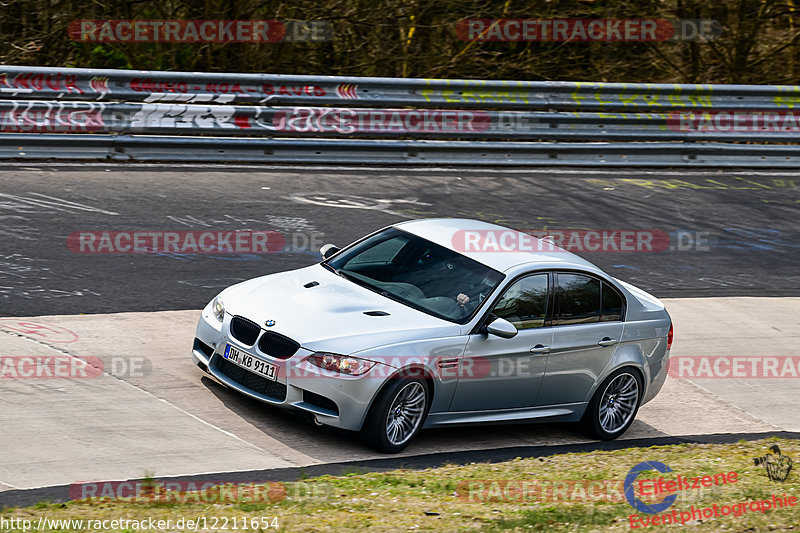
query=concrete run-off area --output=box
[0,297,797,493]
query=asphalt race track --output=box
[0,163,798,506]
[0,164,799,316]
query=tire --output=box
[581,368,642,440]
[361,377,430,453]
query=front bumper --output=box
[191,310,390,431]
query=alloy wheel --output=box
[598,372,639,433]
[385,381,426,446]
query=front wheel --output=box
[582,368,642,440]
[361,378,429,453]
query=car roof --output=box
[393,218,599,273]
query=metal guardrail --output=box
[2,134,800,167]
[5,100,800,142]
[3,65,800,109]
[1,65,800,165]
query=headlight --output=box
[307,352,376,376]
[211,296,225,322]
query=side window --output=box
[491,274,549,330]
[555,273,601,325]
[601,282,625,321]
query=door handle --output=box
[530,344,551,354]
[598,337,618,347]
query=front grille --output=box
[258,331,300,359]
[215,356,287,401]
[230,316,261,345]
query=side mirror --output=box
[486,317,518,339]
[320,244,341,260]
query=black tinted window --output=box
[492,274,548,329]
[601,282,624,322]
[555,273,601,325]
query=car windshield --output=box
[325,227,504,323]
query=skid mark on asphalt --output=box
[0,215,38,240]
[0,193,118,215]
[0,254,103,305]
[167,214,317,233]
[287,193,432,217]
[0,254,50,281]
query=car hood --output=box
[221,264,462,355]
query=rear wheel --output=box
[582,368,641,440]
[362,378,429,453]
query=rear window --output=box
[554,273,601,325]
[554,273,626,325]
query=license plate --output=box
[224,344,278,381]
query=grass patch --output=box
[1,437,798,532]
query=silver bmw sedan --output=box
[191,218,672,453]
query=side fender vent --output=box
[304,281,320,288]
[363,310,390,316]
